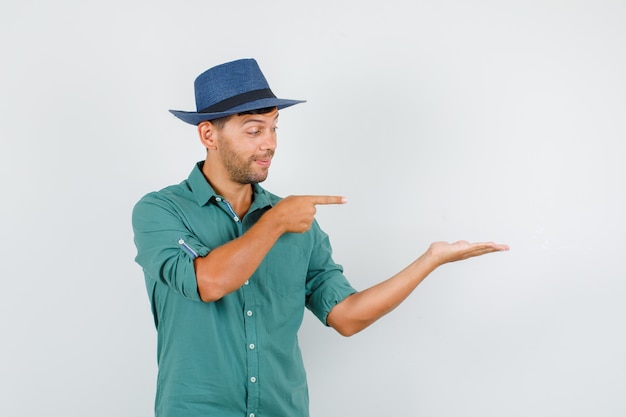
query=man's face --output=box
[214,108,279,184]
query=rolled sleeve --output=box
[132,192,210,301]
[305,221,357,325]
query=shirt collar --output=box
[188,161,274,210]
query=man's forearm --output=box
[326,240,509,336]
[193,194,347,302]
[327,253,438,336]
[194,214,283,302]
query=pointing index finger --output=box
[308,195,348,205]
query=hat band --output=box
[199,88,276,113]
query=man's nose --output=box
[260,131,277,150]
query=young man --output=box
[132,58,508,417]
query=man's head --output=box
[169,59,304,125]
[198,106,279,184]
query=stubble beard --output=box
[220,140,274,184]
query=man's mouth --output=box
[253,152,274,166]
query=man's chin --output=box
[241,172,269,184]
[254,168,270,183]
[255,174,269,183]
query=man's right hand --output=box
[268,195,347,234]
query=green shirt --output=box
[132,162,356,417]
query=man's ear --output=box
[198,121,218,150]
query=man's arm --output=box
[195,195,347,302]
[326,240,509,336]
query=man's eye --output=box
[247,126,277,136]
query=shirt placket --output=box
[215,196,260,417]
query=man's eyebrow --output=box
[241,113,280,125]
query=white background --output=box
[1,1,625,416]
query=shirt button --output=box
[250,377,257,383]
[234,215,240,222]
[215,197,222,202]
[244,280,249,285]
[249,343,255,350]
[246,310,253,317]
[250,414,255,417]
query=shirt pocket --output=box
[260,243,308,297]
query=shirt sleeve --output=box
[132,191,211,302]
[305,220,357,325]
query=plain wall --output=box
[1,1,625,416]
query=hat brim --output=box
[169,97,306,125]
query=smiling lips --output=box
[253,151,274,167]
[254,158,271,167]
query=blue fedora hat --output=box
[169,58,305,125]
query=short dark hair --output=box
[209,106,277,130]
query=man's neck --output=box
[202,162,254,218]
